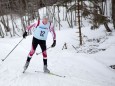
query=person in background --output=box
[23,15,56,73]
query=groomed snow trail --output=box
[0,29,115,86]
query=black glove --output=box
[23,31,27,38]
[51,40,56,47]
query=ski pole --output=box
[1,38,24,61]
[36,46,51,55]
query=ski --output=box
[23,61,30,73]
[35,71,66,78]
[22,67,28,73]
[22,69,26,73]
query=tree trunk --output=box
[74,0,77,26]
[112,0,115,29]
[57,6,61,30]
[70,10,73,28]
[0,24,4,38]
[78,0,82,45]
[104,23,112,32]
[97,2,112,32]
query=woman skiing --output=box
[23,15,56,73]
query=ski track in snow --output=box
[0,29,115,86]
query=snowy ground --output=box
[0,25,115,86]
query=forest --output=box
[0,0,115,45]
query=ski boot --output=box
[43,65,50,73]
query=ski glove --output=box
[51,40,56,47]
[23,31,27,38]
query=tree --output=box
[112,0,115,29]
[82,0,111,32]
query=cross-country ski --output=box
[35,71,66,78]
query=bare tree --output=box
[112,0,115,29]
[0,24,4,38]
[77,0,82,45]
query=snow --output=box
[0,26,115,86]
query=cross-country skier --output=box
[23,15,56,73]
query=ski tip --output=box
[22,70,26,73]
[63,76,66,78]
[1,59,4,61]
[47,72,66,78]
